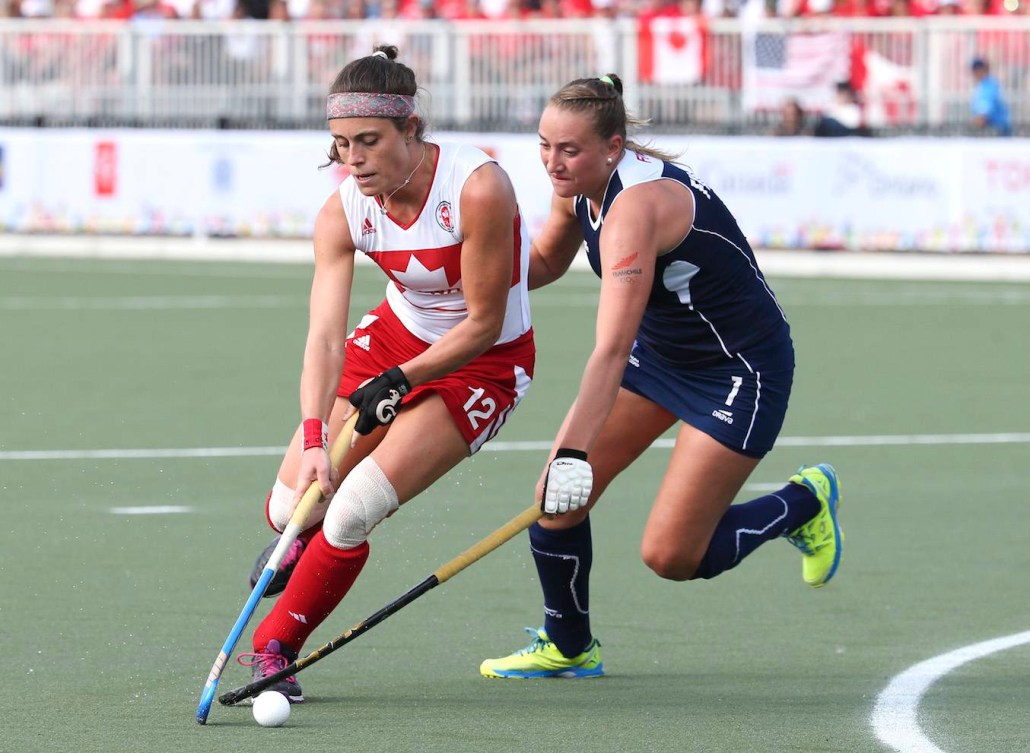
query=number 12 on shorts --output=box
[464,386,497,430]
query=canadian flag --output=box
[853,47,917,127]
[639,16,706,85]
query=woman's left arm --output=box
[399,162,517,387]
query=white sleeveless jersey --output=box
[339,142,532,345]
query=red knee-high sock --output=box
[253,531,369,653]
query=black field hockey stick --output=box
[218,503,542,706]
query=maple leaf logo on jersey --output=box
[361,217,376,236]
[367,244,463,295]
[435,201,454,233]
[392,253,455,293]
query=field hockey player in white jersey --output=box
[235,44,535,703]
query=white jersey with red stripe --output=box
[339,142,532,345]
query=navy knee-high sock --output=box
[694,482,820,580]
[529,518,593,658]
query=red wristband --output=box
[302,419,328,451]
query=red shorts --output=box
[338,301,536,454]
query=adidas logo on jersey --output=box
[361,218,376,235]
[352,334,371,351]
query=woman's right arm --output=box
[528,193,584,290]
[295,190,357,500]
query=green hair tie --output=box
[599,75,614,86]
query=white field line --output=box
[0,446,287,460]
[109,505,193,515]
[2,432,1029,461]
[0,294,303,310]
[742,482,788,492]
[871,631,1030,753]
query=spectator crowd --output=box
[0,0,1023,135]
[1,0,1027,22]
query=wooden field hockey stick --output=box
[218,503,543,706]
[196,413,358,725]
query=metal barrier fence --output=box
[1,17,1027,132]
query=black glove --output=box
[349,367,411,435]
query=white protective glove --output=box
[542,448,593,514]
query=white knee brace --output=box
[266,478,330,532]
[323,457,399,549]
[267,479,295,532]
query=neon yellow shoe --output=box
[783,463,843,588]
[480,628,604,679]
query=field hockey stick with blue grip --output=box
[217,503,543,706]
[195,412,358,725]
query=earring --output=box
[606,157,613,165]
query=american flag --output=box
[742,30,851,111]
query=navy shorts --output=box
[621,340,795,459]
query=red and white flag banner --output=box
[639,16,706,85]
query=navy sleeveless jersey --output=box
[575,150,792,368]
